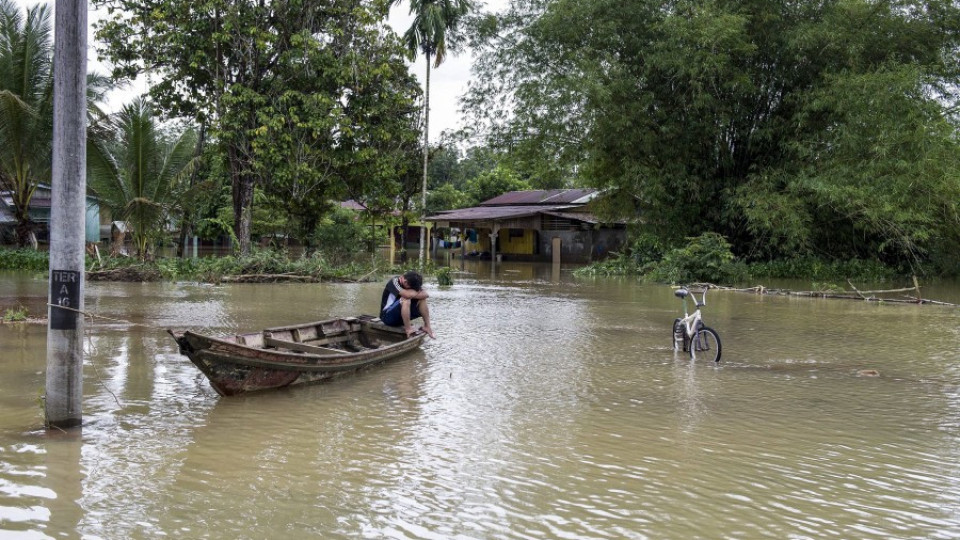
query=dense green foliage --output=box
[575,233,897,284]
[425,143,523,212]
[467,0,960,274]
[94,0,422,255]
[89,249,389,282]
[465,165,530,205]
[312,206,376,258]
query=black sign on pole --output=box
[50,270,80,330]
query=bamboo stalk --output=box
[691,281,957,306]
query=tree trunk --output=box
[228,144,254,256]
[177,222,192,258]
[419,53,430,269]
[177,123,206,258]
[15,217,38,249]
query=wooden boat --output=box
[167,315,426,396]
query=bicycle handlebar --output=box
[678,285,707,307]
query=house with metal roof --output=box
[426,189,626,263]
[0,185,101,244]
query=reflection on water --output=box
[2,263,960,538]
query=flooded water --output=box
[2,263,960,538]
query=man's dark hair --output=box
[403,271,423,291]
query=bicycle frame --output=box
[673,287,707,351]
[671,286,721,362]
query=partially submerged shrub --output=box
[436,267,453,286]
[2,305,29,322]
[645,232,745,284]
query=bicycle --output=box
[671,286,722,363]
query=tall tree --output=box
[466,0,960,271]
[88,98,198,259]
[257,29,422,250]
[390,0,474,268]
[95,0,418,256]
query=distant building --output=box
[426,189,626,263]
[0,184,101,244]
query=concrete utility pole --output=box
[45,0,88,429]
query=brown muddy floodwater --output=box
[1,262,960,539]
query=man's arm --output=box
[398,288,428,300]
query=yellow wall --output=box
[462,228,535,255]
[499,229,535,254]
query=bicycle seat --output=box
[674,288,689,299]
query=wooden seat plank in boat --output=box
[167,315,427,396]
[263,336,350,355]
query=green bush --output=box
[646,232,745,284]
[0,248,49,271]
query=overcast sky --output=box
[11,0,507,139]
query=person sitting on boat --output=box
[380,271,435,339]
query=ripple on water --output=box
[2,276,960,538]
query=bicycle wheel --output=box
[689,326,721,363]
[672,318,684,351]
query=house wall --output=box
[539,231,590,263]
[499,228,535,255]
[538,228,626,263]
[445,219,625,262]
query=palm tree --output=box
[88,98,198,259]
[390,0,473,268]
[0,0,111,248]
[0,0,53,248]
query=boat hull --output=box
[169,316,426,396]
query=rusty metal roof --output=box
[540,210,600,224]
[426,204,578,222]
[480,189,598,206]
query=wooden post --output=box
[45,0,87,429]
[418,55,431,271]
[489,224,500,262]
[912,275,922,303]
